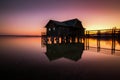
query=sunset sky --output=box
[0,0,120,35]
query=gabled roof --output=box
[46,18,83,28]
[49,20,68,26]
[62,18,80,26]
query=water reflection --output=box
[45,43,84,61]
[84,37,120,54]
[0,37,120,79]
[116,38,120,45]
[41,36,84,61]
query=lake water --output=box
[0,37,120,80]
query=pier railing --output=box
[85,29,120,54]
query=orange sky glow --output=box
[0,0,120,35]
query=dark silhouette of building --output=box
[45,18,85,38]
[45,43,84,61]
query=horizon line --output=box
[0,35,41,37]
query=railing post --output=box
[97,30,100,52]
[111,29,116,54]
[85,31,89,50]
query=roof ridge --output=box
[50,20,61,23]
[50,20,67,26]
[46,18,82,28]
[62,18,79,22]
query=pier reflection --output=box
[84,29,120,54]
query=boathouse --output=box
[45,18,85,43]
[45,18,85,37]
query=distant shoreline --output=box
[0,35,41,37]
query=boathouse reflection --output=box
[42,36,84,61]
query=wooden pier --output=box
[85,28,120,54]
[41,28,120,54]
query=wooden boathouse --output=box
[45,18,85,43]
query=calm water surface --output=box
[0,37,120,80]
